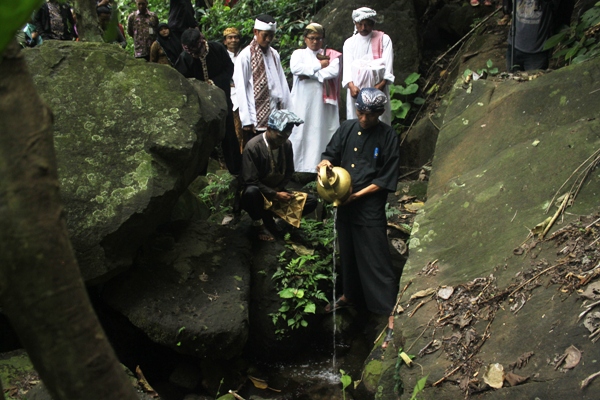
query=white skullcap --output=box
[352,7,377,23]
[254,19,277,31]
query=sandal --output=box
[325,297,353,313]
[253,225,275,242]
[382,327,394,349]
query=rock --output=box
[101,220,251,360]
[23,41,227,283]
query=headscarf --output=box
[355,88,387,113]
[304,22,324,37]
[156,22,182,65]
[267,110,304,133]
[254,15,277,31]
[223,27,240,37]
[352,7,377,23]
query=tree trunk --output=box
[0,40,139,400]
[74,0,104,42]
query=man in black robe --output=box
[168,0,198,42]
[175,29,242,177]
[242,110,318,241]
[318,88,400,348]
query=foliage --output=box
[544,2,600,65]
[196,171,236,219]
[340,369,352,400]
[117,0,169,54]
[385,202,401,219]
[269,216,334,336]
[0,0,44,54]
[389,73,425,128]
[410,375,428,400]
[463,59,499,80]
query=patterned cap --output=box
[223,27,240,37]
[352,7,377,23]
[355,88,387,112]
[267,110,304,133]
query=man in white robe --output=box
[289,23,341,173]
[233,14,291,140]
[342,7,395,125]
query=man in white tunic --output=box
[342,7,395,125]
[289,23,341,173]
[223,26,245,151]
[233,14,291,141]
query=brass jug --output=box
[317,166,352,206]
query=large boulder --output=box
[24,41,227,283]
[314,0,420,82]
[358,55,600,397]
[101,220,251,360]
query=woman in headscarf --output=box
[150,22,181,66]
[288,22,342,174]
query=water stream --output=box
[331,207,338,374]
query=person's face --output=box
[355,19,375,36]
[356,109,382,129]
[224,34,240,52]
[254,29,274,50]
[304,33,323,51]
[266,128,289,149]
[136,1,148,13]
[159,27,170,37]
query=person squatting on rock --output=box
[150,22,182,66]
[233,14,292,145]
[242,110,318,242]
[343,7,394,125]
[504,0,572,71]
[175,29,241,176]
[318,88,400,349]
[34,0,78,41]
[289,22,342,175]
[127,0,158,61]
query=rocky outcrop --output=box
[360,51,600,398]
[101,220,251,360]
[24,41,227,283]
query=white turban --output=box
[254,19,277,31]
[352,7,377,23]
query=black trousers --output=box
[241,185,317,222]
[337,220,399,315]
[506,45,550,72]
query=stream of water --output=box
[332,207,338,375]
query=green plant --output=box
[389,72,424,122]
[196,171,235,218]
[463,59,499,80]
[410,375,428,400]
[269,216,334,336]
[215,377,225,398]
[340,369,352,400]
[385,202,401,219]
[544,3,600,65]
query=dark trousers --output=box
[337,220,398,315]
[506,45,550,72]
[241,185,317,222]
[222,110,242,176]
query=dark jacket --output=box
[34,2,77,40]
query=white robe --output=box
[289,48,341,173]
[342,31,394,125]
[233,43,291,130]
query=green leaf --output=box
[303,302,316,314]
[543,31,567,50]
[413,97,426,105]
[489,67,499,75]
[396,102,411,119]
[404,72,420,85]
[486,59,493,68]
[463,69,472,78]
[390,99,404,111]
[0,0,44,55]
[279,288,295,298]
[399,83,419,95]
[294,289,305,298]
[341,374,352,390]
[287,318,295,326]
[410,375,429,400]
[300,320,308,327]
[279,304,290,312]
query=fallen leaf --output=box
[510,351,534,370]
[410,287,436,299]
[249,375,268,390]
[530,217,552,236]
[581,282,600,301]
[483,363,504,389]
[562,345,582,369]
[437,286,454,300]
[581,370,600,389]
[391,238,407,255]
[531,139,540,147]
[291,243,314,256]
[404,201,425,213]
[584,311,600,333]
[398,195,416,203]
[221,215,233,225]
[504,371,529,386]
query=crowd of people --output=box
[19,1,404,349]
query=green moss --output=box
[0,353,35,397]
[475,182,504,203]
[363,359,383,390]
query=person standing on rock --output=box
[223,27,245,153]
[318,88,400,349]
[233,14,292,145]
[33,0,78,41]
[242,110,317,242]
[342,7,394,125]
[289,22,342,175]
[127,0,158,61]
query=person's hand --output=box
[316,159,333,172]
[31,32,38,39]
[319,59,330,69]
[374,79,387,91]
[349,82,360,98]
[275,191,294,202]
